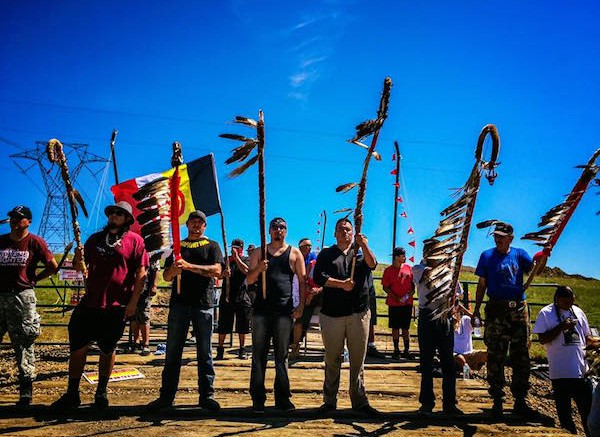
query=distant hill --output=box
[461,265,597,281]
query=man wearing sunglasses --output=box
[52,201,148,410]
[0,205,57,406]
[246,217,306,413]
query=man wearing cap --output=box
[52,201,148,409]
[0,206,57,405]
[382,247,414,360]
[149,210,224,411]
[246,217,306,413]
[215,238,251,360]
[413,242,462,416]
[312,218,379,415]
[290,238,322,360]
[473,221,545,418]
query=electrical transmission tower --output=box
[10,142,110,253]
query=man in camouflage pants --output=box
[0,206,57,405]
[472,221,545,419]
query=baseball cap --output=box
[187,210,207,223]
[392,247,406,257]
[231,238,244,248]
[492,222,514,236]
[104,201,135,224]
[8,205,32,220]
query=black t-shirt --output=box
[313,245,375,317]
[220,255,250,306]
[165,237,224,309]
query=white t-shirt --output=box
[454,315,473,355]
[532,304,590,379]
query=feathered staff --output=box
[220,111,266,299]
[520,148,600,289]
[46,139,88,274]
[132,176,172,263]
[421,125,500,320]
[336,77,392,277]
[170,142,184,294]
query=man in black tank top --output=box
[246,217,306,413]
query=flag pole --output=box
[170,142,183,294]
[109,129,119,185]
[392,140,400,253]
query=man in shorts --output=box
[0,205,57,405]
[216,238,251,360]
[132,259,160,356]
[382,247,414,359]
[52,201,148,409]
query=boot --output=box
[16,380,32,406]
[215,346,225,360]
[490,398,503,420]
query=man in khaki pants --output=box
[312,218,378,415]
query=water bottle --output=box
[462,363,471,380]
[473,317,482,338]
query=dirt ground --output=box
[0,337,584,436]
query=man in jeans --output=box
[148,210,223,411]
[0,205,57,405]
[413,242,461,416]
[246,217,306,413]
[312,218,379,415]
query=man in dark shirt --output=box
[215,238,251,360]
[52,201,148,409]
[149,210,223,411]
[246,217,306,413]
[312,218,378,415]
[0,205,57,405]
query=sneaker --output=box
[366,346,386,359]
[200,397,221,411]
[147,397,174,412]
[141,345,151,356]
[275,399,295,411]
[289,344,300,361]
[402,351,414,360]
[490,399,503,420]
[94,391,109,409]
[316,403,336,414]
[17,380,32,406]
[238,348,248,360]
[215,346,225,361]
[442,405,464,416]
[51,392,81,409]
[352,404,382,417]
[252,401,265,414]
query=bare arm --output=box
[232,250,249,275]
[356,234,376,269]
[472,276,486,322]
[292,248,306,308]
[125,265,148,319]
[246,250,267,285]
[35,258,59,282]
[163,260,222,282]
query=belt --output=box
[488,299,526,308]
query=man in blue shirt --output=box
[472,221,545,419]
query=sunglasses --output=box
[108,210,126,217]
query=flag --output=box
[400,211,407,218]
[393,182,400,188]
[392,153,396,161]
[390,169,398,175]
[111,154,222,234]
[408,240,416,247]
[396,196,403,203]
[408,256,415,263]
[407,226,414,234]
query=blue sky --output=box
[1,1,600,278]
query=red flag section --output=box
[407,226,414,235]
[408,240,416,247]
[408,256,415,263]
[170,166,182,260]
[396,196,403,203]
[400,212,407,218]
[390,169,398,175]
